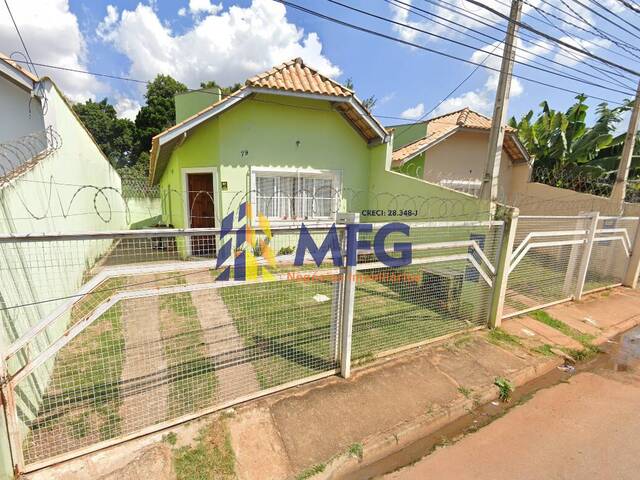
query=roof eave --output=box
[0,58,35,91]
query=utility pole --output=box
[610,80,640,213]
[480,0,523,213]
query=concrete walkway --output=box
[119,276,169,432]
[187,271,260,404]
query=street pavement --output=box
[386,337,640,480]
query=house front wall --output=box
[421,129,521,198]
[159,93,378,229]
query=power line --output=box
[3,0,38,77]
[521,1,637,91]
[271,0,628,103]
[613,0,640,14]
[6,58,149,84]
[427,0,640,74]
[459,0,640,77]
[581,0,640,35]
[393,42,501,137]
[571,0,640,40]
[322,0,634,95]
[386,0,637,91]
[525,0,640,56]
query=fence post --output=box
[0,358,23,474]
[574,211,599,300]
[336,212,359,379]
[487,206,519,329]
[623,218,640,288]
[329,227,345,363]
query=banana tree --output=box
[509,95,633,177]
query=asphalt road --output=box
[386,351,640,480]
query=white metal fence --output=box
[0,212,638,472]
[502,213,639,319]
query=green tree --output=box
[134,74,188,165]
[73,98,135,167]
[199,80,243,97]
[344,78,377,112]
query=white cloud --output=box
[99,0,341,89]
[553,36,612,67]
[114,96,141,120]
[431,38,552,117]
[188,0,223,16]
[178,7,187,16]
[0,0,106,101]
[401,102,425,119]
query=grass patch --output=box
[532,343,555,356]
[530,311,596,347]
[159,283,216,418]
[348,442,364,461]
[26,301,126,461]
[174,420,235,480]
[494,377,514,402]
[296,464,326,480]
[70,277,125,325]
[487,328,522,347]
[163,431,178,446]
[457,386,473,398]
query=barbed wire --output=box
[0,127,61,186]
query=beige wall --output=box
[421,129,526,198]
[506,181,640,216]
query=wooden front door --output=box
[187,173,216,256]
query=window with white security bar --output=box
[253,170,340,220]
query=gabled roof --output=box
[391,107,528,165]
[246,58,353,97]
[149,58,389,184]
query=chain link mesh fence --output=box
[584,216,638,293]
[503,216,590,318]
[351,222,503,360]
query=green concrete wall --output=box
[175,88,222,123]
[387,122,427,150]
[0,79,128,475]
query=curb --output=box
[317,356,562,480]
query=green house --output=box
[149,58,483,256]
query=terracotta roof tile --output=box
[0,52,39,82]
[246,58,352,97]
[392,107,521,164]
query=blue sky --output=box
[1,0,638,127]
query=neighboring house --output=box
[389,108,531,199]
[150,58,484,257]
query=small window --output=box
[254,171,340,220]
